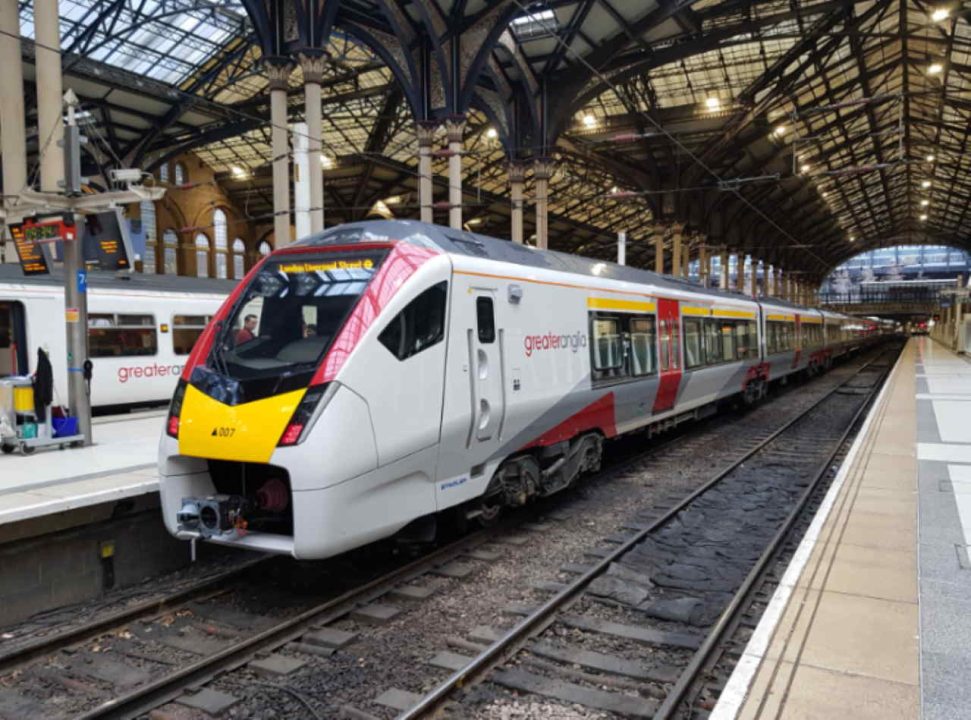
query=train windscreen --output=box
[193,249,387,403]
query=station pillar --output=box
[417,123,435,223]
[446,117,465,230]
[735,255,745,292]
[533,158,554,250]
[671,225,683,277]
[0,0,26,263]
[299,53,326,233]
[508,162,526,244]
[654,234,665,274]
[750,259,759,297]
[719,250,729,289]
[266,60,293,246]
[699,245,709,287]
[682,242,691,280]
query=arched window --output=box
[195,233,210,278]
[158,163,169,183]
[213,209,228,279]
[162,229,178,274]
[258,240,272,257]
[174,162,186,186]
[232,238,245,279]
[140,201,157,274]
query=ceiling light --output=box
[800,164,811,173]
[926,153,935,162]
[920,213,928,221]
[230,165,246,178]
[928,62,944,75]
[773,125,787,137]
[931,7,950,22]
[610,185,619,194]
[320,154,334,169]
[705,96,720,110]
[921,180,931,188]
[582,114,596,128]
[486,127,498,139]
[385,195,401,205]
[466,217,482,226]
[921,199,930,206]
[849,235,856,242]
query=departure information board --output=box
[9,223,53,275]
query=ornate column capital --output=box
[298,52,327,84]
[533,157,555,181]
[416,121,437,148]
[508,161,527,185]
[265,58,294,91]
[445,116,466,144]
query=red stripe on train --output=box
[522,392,618,450]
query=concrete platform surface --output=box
[0,410,162,525]
[713,337,971,720]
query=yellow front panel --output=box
[178,384,306,463]
[681,306,711,316]
[587,297,656,313]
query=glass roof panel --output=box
[17,0,249,87]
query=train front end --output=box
[157,236,435,558]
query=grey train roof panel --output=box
[299,220,795,306]
[0,264,237,294]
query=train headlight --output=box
[278,382,337,446]
[166,379,188,438]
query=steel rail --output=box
[76,530,489,720]
[0,556,271,674]
[396,345,899,720]
[654,346,898,718]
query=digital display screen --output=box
[9,223,52,275]
[81,210,132,271]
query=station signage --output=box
[8,209,134,275]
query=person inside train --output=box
[235,314,258,345]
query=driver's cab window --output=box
[379,282,448,361]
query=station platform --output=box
[0,410,162,532]
[713,336,970,720]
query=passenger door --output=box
[653,298,682,413]
[468,292,505,444]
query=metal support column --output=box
[749,259,758,297]
[417,123,435,224]
[654,235,665,274]
[682,242,691,280]
[446,117,464,230]
[0,0,27,262]
[699,245,709,287]
[617,231,626,266]
[720,250,729,289]
[509,162,525,244]
[299,53,325,233]
[533,159,554,250]
[735,255,745,292]
[671,225,683,277]
[267,61,293,246]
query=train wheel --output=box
[1,444,14,454]
[474,477,505,527]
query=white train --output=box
[0,266,229,409]
[158,220,893,559]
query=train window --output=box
[629,317,657,376]
[88,313,158,357]
[669,318,681,370]
[683,318,704,368]
[735,321,757,359]
[173,315,212,355]
[716,321,736,363]
[703,320,722,364]
[592,317,624,372]
[476,296,496,344]
[378,282,448,361]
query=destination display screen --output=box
[82,211,133,271]
[9,223,52,275]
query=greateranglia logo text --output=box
[118,363,184,383]
[524,331,588,358]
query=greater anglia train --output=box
[158,220,892,558]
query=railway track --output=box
[397,343,901,720]
[0,346,895,720]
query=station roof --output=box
[9,0,971,281]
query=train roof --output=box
[0,263,236,295]
[296,219,806,308]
